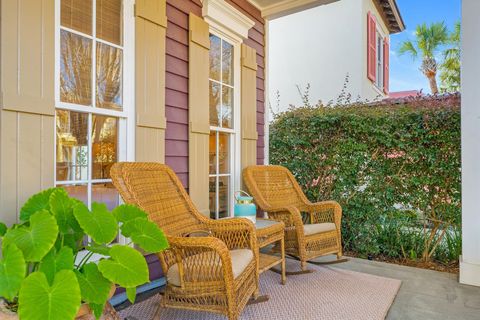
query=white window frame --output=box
[54,0,135,245]
[375,27,385,90]
[208,24,242,219]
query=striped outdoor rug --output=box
[119,259,401,320]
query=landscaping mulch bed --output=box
[345,251,459,274]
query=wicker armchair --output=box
[243,165,344,271]
[110,163,258,320]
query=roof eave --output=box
[376,0,406,34]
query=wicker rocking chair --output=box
[243,165,345,273]
[110,163,258,320]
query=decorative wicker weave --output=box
[243,165,343,270]
[110,163,259,320]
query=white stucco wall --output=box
[460,0,480,287]
[268,0,388,116]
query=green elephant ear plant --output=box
[0,187,168,320]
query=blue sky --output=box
[390,0,461,93]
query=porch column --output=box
[460,0,480,287]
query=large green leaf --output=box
[112,204,147,224]
[89,302,105,320]
[56,231,84,254]
[74,202,118,244]
[18,270,81,320]
[39,247,74,285]
[75,263,112,305]
[0,244,26,301]
[3,210,58,262]
[49,188,81,233]
[98,245,149,288]
[126,287,136,304]
[121,218,168,253]
[19,188,56,221]
[86,243,111,256]
[0,222,7,236]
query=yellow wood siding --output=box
[188,13,210,216]
[135,0,167,162]
[1,0,55,116]
[0,0,55,225]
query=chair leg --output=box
[301,260,307,271]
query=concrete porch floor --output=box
[117,256,480,319]
[329,257,480,319]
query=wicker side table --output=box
[255,219,286,285]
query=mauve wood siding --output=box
[150,0,265,280]
[164,0,202,189]
[164,0,265,189]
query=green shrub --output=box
[270,99,461,264]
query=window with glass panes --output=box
[209,33,235,219]
[55,0,132,211]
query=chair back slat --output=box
[110,162,204,236]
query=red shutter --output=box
[383,37,390,94]
[367,12,376,82]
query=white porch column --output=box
[460,0,480,287]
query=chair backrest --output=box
[243,165,306,210]
[110,162,206,236]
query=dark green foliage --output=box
[270,102,461,264]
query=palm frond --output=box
[399,40,418,59]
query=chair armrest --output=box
[164,236,235,289]
[266,206,305,233]
[204,218,257,252]
[305,201,342,229]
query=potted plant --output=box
[0,188,168,320]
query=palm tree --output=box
[440,22,461,92]
[399,22,449,95]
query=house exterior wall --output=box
[268,0,388,115]
[0,0,265,285]
[165,0,266,191]
[361,0,389,99]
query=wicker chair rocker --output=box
[110,162,259,320]
[243,165,346,273]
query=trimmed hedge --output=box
[269,98,461,263]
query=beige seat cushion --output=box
[303,223,337,236]
[167,249,254,287]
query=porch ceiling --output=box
[247,0,340,20]
[248,0,405,33]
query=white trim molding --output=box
[460,0,480,287]
[202,0,255,40]
[460,256,480,287]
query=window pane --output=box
[96,0,123,45]
[218,176,230,218]
[56,110,89,181]
[61,0,92,35]
[209,35,221,81]
[209,132,217,174]
[92,115,118,180]
[59,184,88,205]
[222,40,234,85]
[209,81,220,126]
[221,85,233,128]
[60,30,92,106]
[92,182,119,210]
[96,42,123,111]
[209,177,217,219]
[218,133,230,174]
